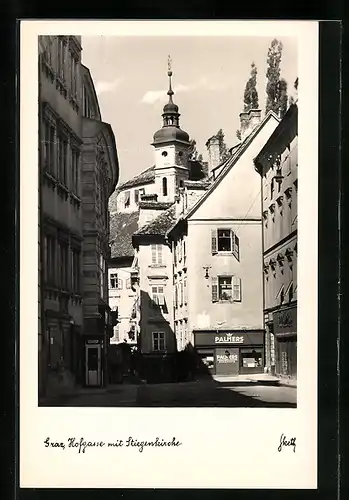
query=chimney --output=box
[239,109,261,140]
[206,135,221,174]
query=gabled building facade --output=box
[167,109,280,377]
[254,103,298,381]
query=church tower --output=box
[152,56,191,203]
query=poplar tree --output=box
[265,39,288,118]
[243,62,259,111]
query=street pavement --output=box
[41,378,296,408]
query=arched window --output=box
[162,177,168,197]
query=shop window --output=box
[110,273,118,289]
[241,348,262,368]
[197,350,215,371]
[152,332,165,351]
[211,228,240,260]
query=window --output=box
[276,284,285,305]
[57,133,68,185]
[151,244,163,265]
[114,324,120,342]
[70,55,77,98]
[57,37,65,81]
[212,229,239,260]
[184,277,188,304]
[134,190,139,204]
[212,276,241,302]
[151,286,165,307]
[152,332,165,351]
[44,234,56,286]
[71,248,80,293]
[285,281,294,302]
[71,148,79,194]
[270,178,275,199]
[43,120,55,175]
[110,273,118,289]
[241,348,262,368]
[58,241,69,289]
[162,177,168,197]
[180,281,184,306]
[174,283,178,308]
[100,254,105,298]
[162,151,168,157]
[124,191,130,208]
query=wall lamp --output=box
[203,266,211,279]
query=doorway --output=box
[85,344,101,386]
[215,347,239,376]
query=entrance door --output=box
[215,348,239,376]
[85,345,101,386]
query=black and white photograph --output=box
[20,20,318,489]
[38,33,298,408]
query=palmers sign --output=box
[194,331,264,347]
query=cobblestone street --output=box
[42,378,296,408]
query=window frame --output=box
[151,285,165,308]
[152,331,166,351]
[212,228,240,260]
[110,273,118,289]
[151,244,163,266]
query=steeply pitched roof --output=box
[109,211,139,258]
[117,165,155,191]
[183,110,280,220]
[133,205,177,237]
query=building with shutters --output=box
[254,103,298,382]
[107,59,208,373]
[167,108,280,377]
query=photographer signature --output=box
[278,433,296,453]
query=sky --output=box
[81,36,298,184]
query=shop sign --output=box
[217,353,238,364]
[274,307,297,334]
[87,339,100,345]
[215,334,244,344]
[194,331,264,346]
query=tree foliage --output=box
[243,62,259,111]
[216,129,229,162]
[265,39,289,118]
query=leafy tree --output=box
[216,129,229,162]
[243,62,259,111]
[265,39,288,118]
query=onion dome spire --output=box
[152,55,190,145]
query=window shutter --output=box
[212,277,218,302]
[157,245,163,265]
[126,278,131,289]
[233,233,240,260]
[151,244,157,264]
[211,229,218,254]
[118,278,123,290]
[233,276,241,301]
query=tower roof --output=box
[152,55,190,146]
